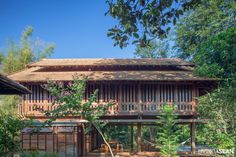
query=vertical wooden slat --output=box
[149,85,151,102]
[105,84,107,102]
[192,85,197,112]
[126,84,129,102]
[29,134,31,150]
[146,84,148,102]
[129,84,131,102]
[157,84,160,109]
[189,85,192,102]
[45,134,47,151]
[166,84,168,102]
[181,85,183,102]
[36,85,38,103]
[174,85,178,110]
[138,82,141,112]
[100,84,103,103]
[32,85,34,103]
[122,84,124,102]
[161,84,163,103]
[115,84,117,102]
[127,84,129,106]
[185,85,188,102]
[53,127,55,153]
[108,84,110,101]
[118,84,122,112]
[21,133,23,150]
[39,86,41,103]
[56,127,59,154]
[65,133,67,157]
[73,127,75,157]
[37,134,39,151]
[128,84,131,102]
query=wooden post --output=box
[130,124,134,152]
[190,122,196,154]
[137,123,142,152]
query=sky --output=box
[0,0,135,58]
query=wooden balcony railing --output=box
[19,101,196,117]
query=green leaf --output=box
[133,33,139,39]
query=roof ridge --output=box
[26,58,194,68]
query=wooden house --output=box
[9,58,217,157]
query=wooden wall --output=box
[20,82,198,116]
[21,125,84,157]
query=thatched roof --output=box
[27,58,194,67]
[0,73,31,94]
[8,58,216,82]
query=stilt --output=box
[190,122,196,154]
[137,123,142,152]
[130,124,134,152]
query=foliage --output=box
[106,0,201,48]
[0,26,55,113]
[43,75,115,156]
[0,54,4,63]
[194,27,236,80]
[195,123,234,150]
[198,85,236,148]
[174,0,236,152]
[134,39,169,58]
[0,109,31,156]
[104,125,130,149]
[0,95,21,113]
[142,125,157,143]
[2,26,55,74]
[175,0,236,59]
[156,105,180,157]
[194,27,236,150]
[177,125,189,144]
[20,151,58,157]
[44,76,111,122]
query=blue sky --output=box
[0,0,135,58]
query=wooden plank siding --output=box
[19,82,198,117]
[21,125,83,157]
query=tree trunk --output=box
[92,123,115,157]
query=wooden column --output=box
[130,124,134,152]
[137,123,142,152]
[190,122,196,154]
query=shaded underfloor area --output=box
[83,122,215,157]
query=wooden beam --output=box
[190,122,196,154]
[137,123,142,152]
